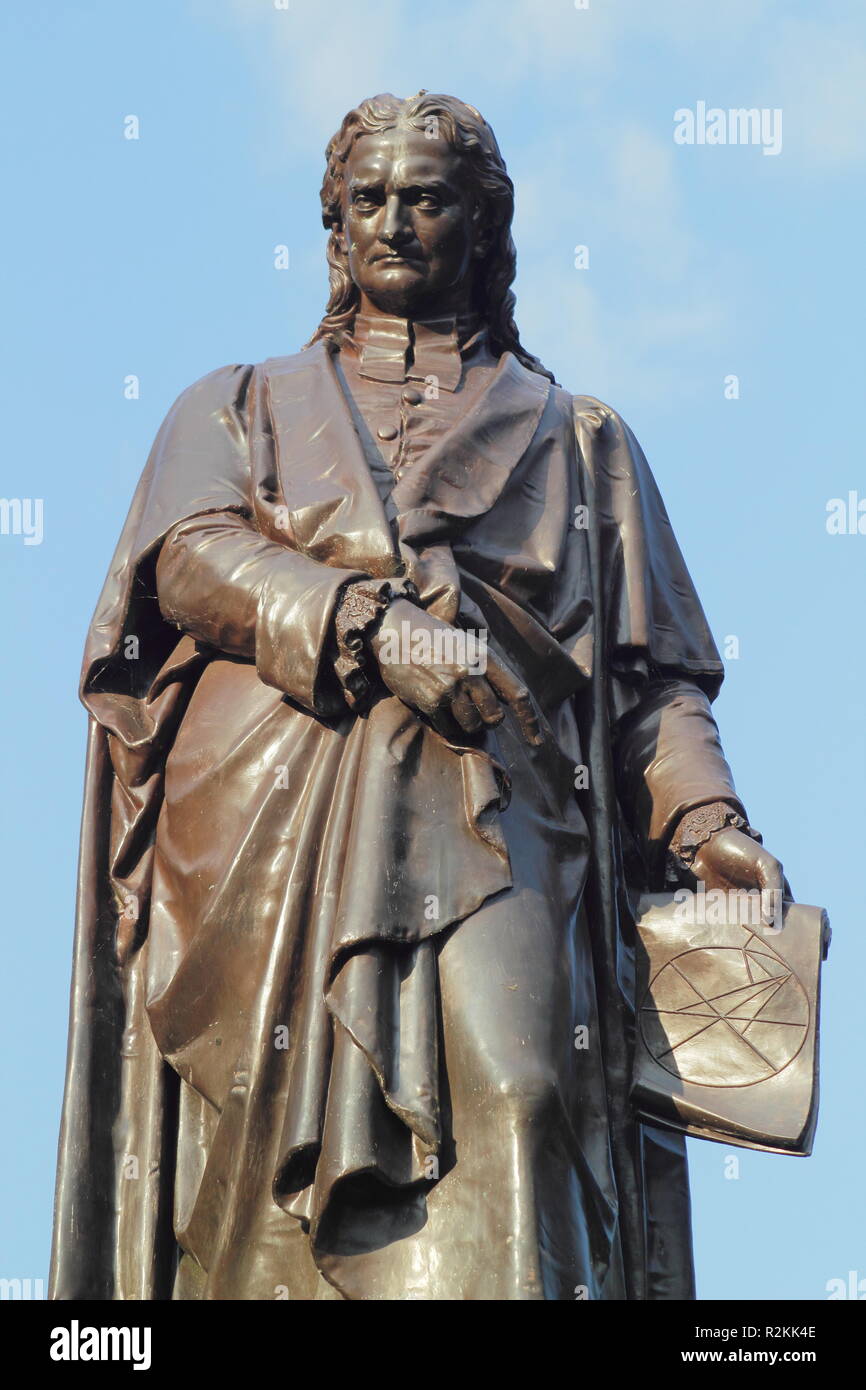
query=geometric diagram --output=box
[639,933,810,1088]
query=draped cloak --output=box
[49,341,745,1300]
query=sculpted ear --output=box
[325,202,347,254]
[471,204,490,259]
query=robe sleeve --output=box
[80,363,257,747]
[155,510,366,717]
[613,678,746,881]
[75,361,379,974]
[572,397,747,884]
[80,362,373,735]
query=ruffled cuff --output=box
[665,800,762,885]
[333,577,419,711]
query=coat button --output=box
[377,423,399,441]
[402,387,423,406]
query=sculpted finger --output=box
[755,852,785,931]
[450,688,484,735]
[506,687,543,746]
[484,659,543,746]
[464,677,505,727]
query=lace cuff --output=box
[665,800,762,884]
[333,577,419,710]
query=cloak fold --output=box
[50,348,737,1300]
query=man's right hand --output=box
[368,598,543,746]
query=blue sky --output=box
[1,0,864,1300]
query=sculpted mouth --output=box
[372,253,424,266]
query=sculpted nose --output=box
[380,196,412,247]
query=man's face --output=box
[340,127,480,319]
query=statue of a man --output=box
[50,92,786,1301]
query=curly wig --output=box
[306,91,554,383]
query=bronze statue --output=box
[50,92,816,1301]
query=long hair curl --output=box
[306,91,554,383]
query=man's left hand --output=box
[692,828,788,929]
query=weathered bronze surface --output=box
[49,92,819,1301]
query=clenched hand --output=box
[369,598,543,746]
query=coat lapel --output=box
[263,342,400,579]
[392,352,551,548]
[263,341,551,570]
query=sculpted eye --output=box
[409,189,443,210]
[351,191,381,212]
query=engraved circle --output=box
[639,946,810,1088]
